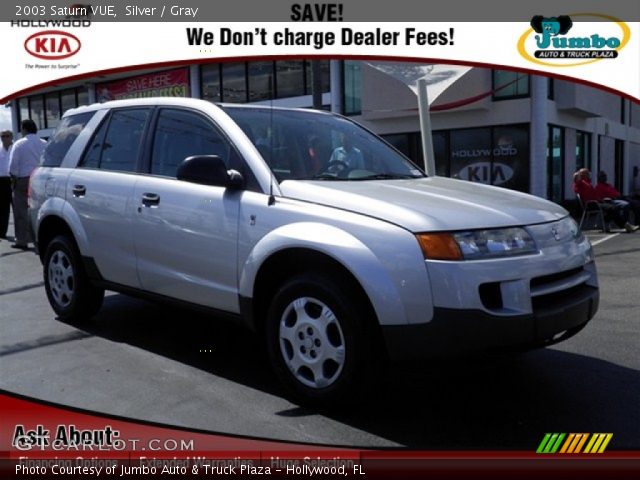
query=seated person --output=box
[596,171,640,225]
[330,133,365,170]
[573,168,638,233]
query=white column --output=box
[329,60,343,114]
[530,75,548,198]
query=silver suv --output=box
[30,98,599,405]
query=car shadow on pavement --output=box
[71,293,639,450]
[75,294,279,395]
[335,350,639,450]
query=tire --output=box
[43,235,104,323]
[266,273,373,406]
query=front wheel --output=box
[266,273,372,406]
[43,235,104,323]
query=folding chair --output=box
[577,194,608,232]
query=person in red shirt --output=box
[573,168,599,203]
[596,171,640,224]
[573,168,637,232]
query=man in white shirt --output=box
[0,130,13,239]
[330,133,365,171]
[8,119,46,249]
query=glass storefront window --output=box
[18,87,87,128]
[320,60,330,93]
[380,132,425,170]
[304,60,331,100]
[428,125,529,192]
[547,125,564,202]
[248,61,274,101]
[18,98,29,125]
[343,60,362,115]
[61,89,77,115]
[432,131,448,177]
[45,93,61,129]
[305,60,330,96]
[201,64,221,102]
[576,131,590,171]
[29,95,45,130]
[451,128,492,184]
[221,63,247,103]
[493,70,529,99]
[202,60,330,104]
[382,134,410,156]
[276,61,305,98]
[77,87,89,106]
[492,126,529,192]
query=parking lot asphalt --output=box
[1,220,638,450]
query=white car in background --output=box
[29,98,599,405]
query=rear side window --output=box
[81,108,150,172]
[42,112,95,167]
[150,109,231,178]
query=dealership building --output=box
[8,59,640,204]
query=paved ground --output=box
[1,220,638,450]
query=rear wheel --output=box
[43,235,104,323]
[266,273,373,406]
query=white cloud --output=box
[0,105,13,132]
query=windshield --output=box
[222,107,425,182]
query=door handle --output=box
[72,184,86,197]
[141,193,160,207]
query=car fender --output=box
[35,197,90,254]
[239,221,431,326]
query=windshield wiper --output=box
[298,174,349,181]
[354,173,422,180]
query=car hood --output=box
[279,176,567,232]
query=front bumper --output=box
[382,283,599,361]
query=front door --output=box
[132,108,241,312]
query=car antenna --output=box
[268,74,276,206]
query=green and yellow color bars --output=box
[536,433,613,454]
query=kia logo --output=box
[457,161,514,186]
[24,30,81,60]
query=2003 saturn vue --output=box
[29,98,599,404]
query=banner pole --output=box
[418,78,436,176]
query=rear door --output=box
[66,108,151,287]
[132,107,243,312]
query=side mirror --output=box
[176,155,244,189]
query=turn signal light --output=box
[416,233,463,261]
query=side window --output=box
[151,109,231,178]
[81,115,108,169]
[42,112,95,167]
[80,108,150,172]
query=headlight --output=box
[417,227,537,261]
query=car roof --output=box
[64,97,333,117]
